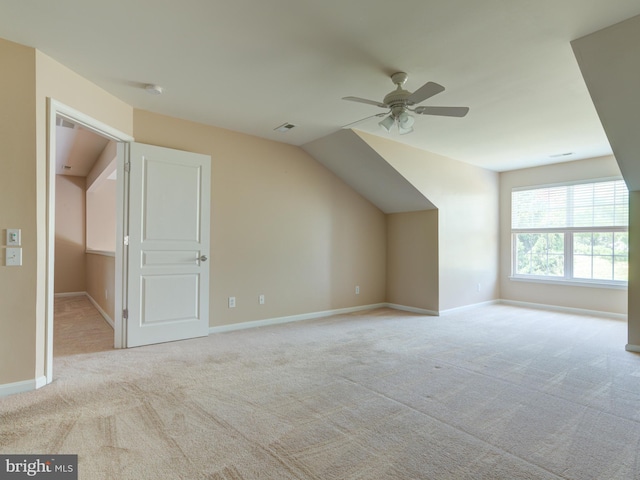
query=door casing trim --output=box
[46,99,133,384]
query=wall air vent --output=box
[274,123,296,133]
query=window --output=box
[511,179,628,286]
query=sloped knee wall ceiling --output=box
[302,130,436,214]
[572,14,640,191]
[303,130,499,312]
[572,14,640,347]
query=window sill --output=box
[509,276,627,290]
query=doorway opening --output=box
[53,116,115,357]
[46,99,134,384]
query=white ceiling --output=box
[2,1,640,172]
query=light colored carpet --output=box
[54,295,114,356]
[1,304,639,479]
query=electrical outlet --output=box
[477,283,481,292]
[355,285,360,295]
[228,296,236,308]
[259,294,265,305]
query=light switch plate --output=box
[6,247,22,266]
[6,229,21,246]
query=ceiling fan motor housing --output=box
[384,90,411,118]
[384,72,412,118]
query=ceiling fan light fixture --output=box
[398,111,414,129]
[398,125,414,135]
[379,115,395,133]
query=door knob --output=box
[198,255,208,262]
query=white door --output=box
[121,142,211,347]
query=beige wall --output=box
[86,180,116,252]
[54,175,86,293]
[0,44,137,389]
[86,140,117,252]
[0,39,37,385]
[499,156,627,314]
[357,131,499,311]
[386,210,439,312]
[86,253,116,321]
[133,110,387,327]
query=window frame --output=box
[510,178,628,289]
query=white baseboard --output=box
[86,293,115,329]
[439,300,501,316]
[625,344,640,353]
[210,303,387,334]
[390,298,624,320]
[54,291,86,298]
[499,299,627,320]
[35,376,48,389]
[209,298,627,335]
[0,376,47,397]
[386,303,438,316]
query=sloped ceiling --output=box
[56,122,109,177]
[572,14,640,190]
[303,130,435,214]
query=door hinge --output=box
[124,235,129,246]
[124,161,131,173]
[123,309,128,320]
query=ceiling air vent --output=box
[274,122,296,133]
[56,117,76,129]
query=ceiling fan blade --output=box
[342,96,388,108]
[414,106,469,118]
[341,112,388,129]
[407,82,445,105]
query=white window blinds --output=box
[512,180,628,230]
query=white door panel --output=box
[123,142,210,347]
[142,159,202,241]
[141,274,199,323]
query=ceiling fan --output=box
[342,72,469,135]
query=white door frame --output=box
[46,99,134,384]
